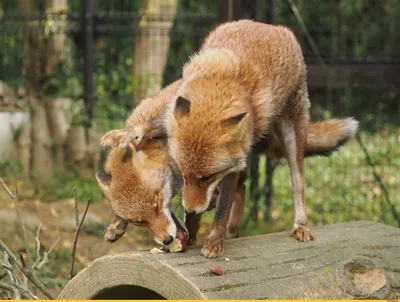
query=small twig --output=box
[32,224,42,269]
[0,177,14,198]
[286,0,329,71]
[35,236,60,271]
[73,187,79,228]
[356,133,400,226]
[69,197,91,280]
[0,177,30,263]
[1,252,22,300]
[0,281,39,299]
[0,240,56,299]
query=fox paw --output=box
[104,220,128,243]
[290,224,315,242]
[100,129,127,148]
[201,236,224,258]
[119,125,145,149]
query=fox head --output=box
[165,50,255,214]
[95,143,179,246]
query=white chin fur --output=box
[194,178,222,214]
[154,237,164,245]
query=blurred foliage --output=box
[0,1,399,232]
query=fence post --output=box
[83,0,94,125]
[218,0,241,23]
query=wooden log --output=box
[58,221,400,300]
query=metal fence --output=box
[0,0,399,230]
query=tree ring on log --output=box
[335,256,391,299]
[57,252,206,300]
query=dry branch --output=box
[0,178,30,264]
[0,241,55,299]
[356,133,399,226]
[69,193,91,280]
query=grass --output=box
[239,129,400,236]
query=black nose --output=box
[163,235,174,245]
[185,210,196,216]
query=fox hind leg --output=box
[277,115,315,242]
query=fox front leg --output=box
[184,212,203,246]
[201,172,238,258]
[104,216,129,243]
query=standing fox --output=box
[153,20,360,258]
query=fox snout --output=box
[148,215,177,246]
[182,183,213,214]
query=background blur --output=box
[0,0,399,296]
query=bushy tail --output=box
[305,118,359,157]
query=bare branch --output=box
[73,186,79,228]
[35,235,60,271]
[356,133,399,226]
[0,177,30,264]
[0,177,15,199]
[0,281,39,299]
[286,0,329,71]
[69,197,91,280]
[32,224,43,269]
[0,240,56,299]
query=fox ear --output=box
[174,96,191,120]
[222,112,248,140]
[95,172,112,187]
[222,112,247,127]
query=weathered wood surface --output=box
[58,221,400,300]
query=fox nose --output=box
[163,235,174,245]
[185,210,196,216]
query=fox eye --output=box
[134,219,147,225]
[200,175,213,182]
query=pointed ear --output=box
[174,96,191,120]
[221,112,248,140]
[222,112,247,128]
[122,143,136,163]
[95,172,112,187]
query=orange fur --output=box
[164,20,358,257]
[98,21,358,252]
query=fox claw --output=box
[201,236,224,258]
[104,220,128,243]
[290,224,315,242]
[118,126,145,150]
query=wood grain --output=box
[58,220,400,300]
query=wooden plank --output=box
[307,63,400,88]
[58,221,400,300]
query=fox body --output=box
[99,85,357,250]
[97,81,185,246]
[163,20,358,257]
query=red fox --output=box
[99,86,358,252]
[157,20,359,257]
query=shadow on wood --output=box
[58,221,400,300]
